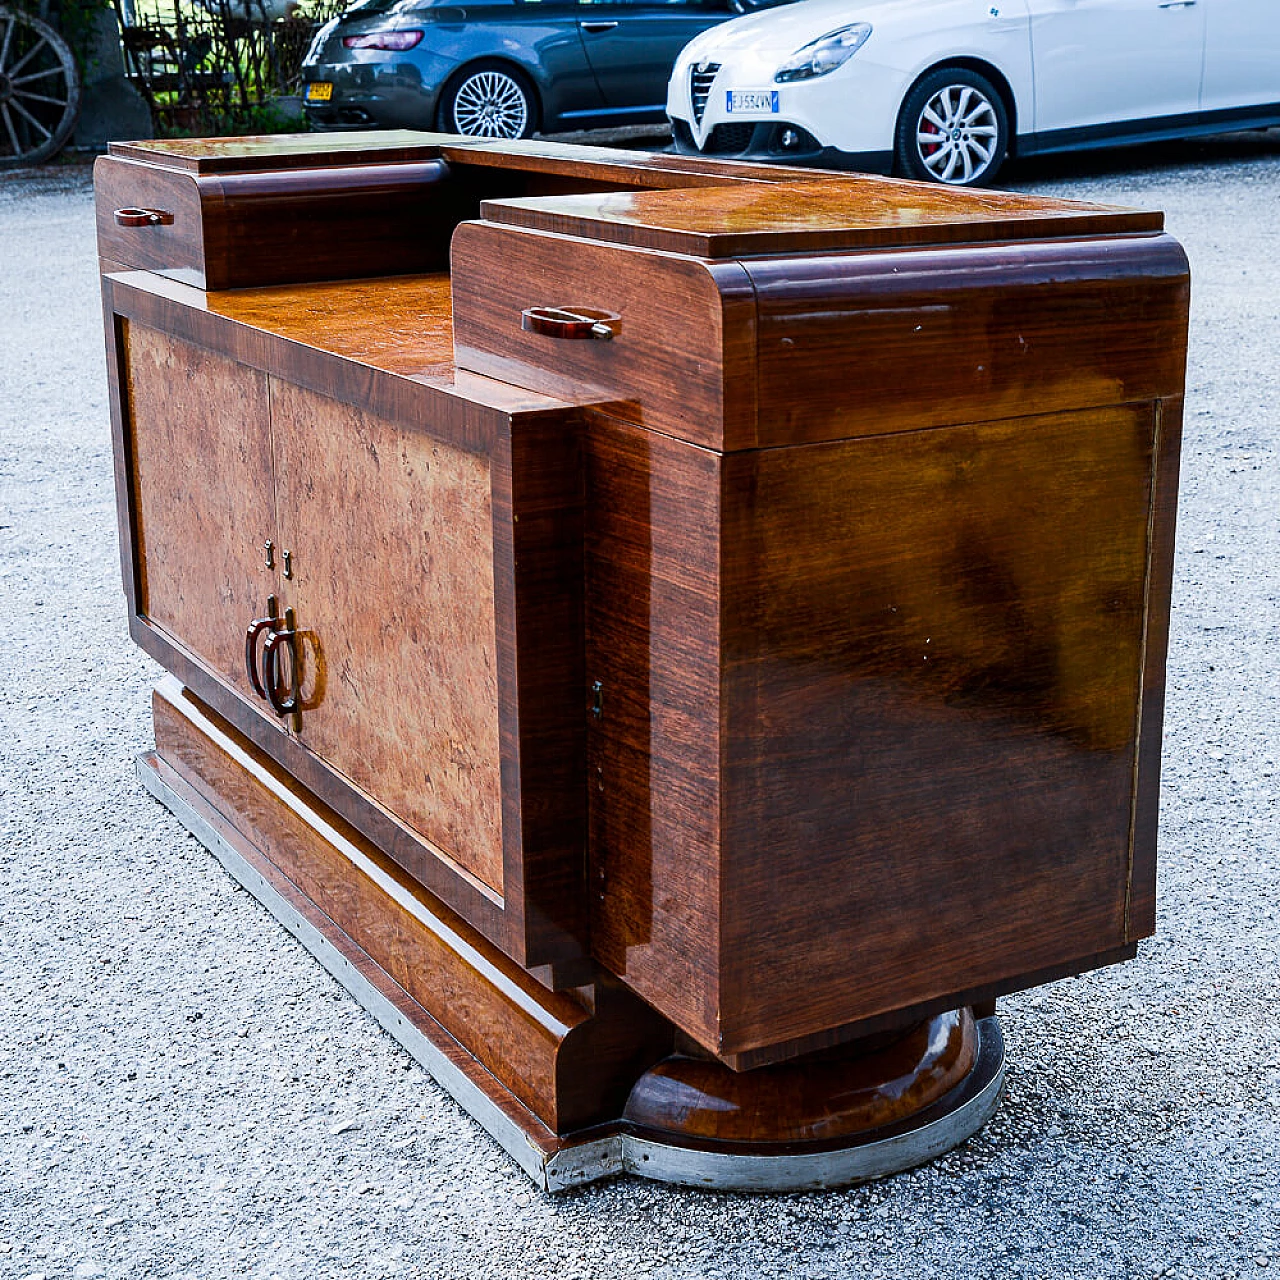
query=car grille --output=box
[689,62,720,125]
[704,122,755,154]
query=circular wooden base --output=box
[618,1010,1005,1191]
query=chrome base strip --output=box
[621,1020,1005,1192]
[140,755,1004,1194]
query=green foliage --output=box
[157,95,304,137]
[9,0,114,74]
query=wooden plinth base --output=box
[139,677,1005,1192]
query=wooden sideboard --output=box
[97,133,1187,1190]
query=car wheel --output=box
[437,62,537,140]
[894,68,1009,187]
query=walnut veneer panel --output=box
[746,234,1190,447]
[124,324,279,704]
[586,419,724,1047]
[271,379,505,897]
[108,131,443,172]
[716,404,1158,1053]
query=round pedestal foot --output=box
[619,1010,1005,1191]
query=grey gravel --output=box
[2,132,1279,1279]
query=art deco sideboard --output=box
[96,133,1188,1190]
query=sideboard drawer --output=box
[95,153,461,289]
[451,219,758,451]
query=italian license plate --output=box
[726,89,779,114]
[306,81,333,102]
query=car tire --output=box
[437,61,538,140]
[894,67,1009,186]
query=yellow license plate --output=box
[306,82,333,102]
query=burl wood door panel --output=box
[719,403,1159,1053]
[270,379,505,898]
[123,323,279,702]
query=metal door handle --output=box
[1157,2,1195,8]
[264,608,300,718]
[245,595,280,698]
[580,21,618,32]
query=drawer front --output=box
[95,158,207,287]
[98,156,464,291]
[451,221,757,452]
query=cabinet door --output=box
[268,379,507,900]
[122,323,280,704]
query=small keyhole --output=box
[282,549,293,580]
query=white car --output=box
[667,0,1280,184]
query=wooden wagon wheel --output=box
[0,5,81,168]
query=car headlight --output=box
[774,23,871,83]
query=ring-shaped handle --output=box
[245,615,277,699]
[114,207,175,227]
[521,306,619,341]
[264,624,300,717]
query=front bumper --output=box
[670,117,891,172]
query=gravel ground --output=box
[1,133,1278,1280]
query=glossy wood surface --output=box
[715,403,1158,1052]
[586,418,724,1045]
[481,180,1162,258]
[123,323,278,703]
[453,221,757,451]
[454,223,1186,454]
[151,678,670,1131]
[1128,395,1184,939]
[107,130,825,182]
[199,274,457,378]
[96,155,465,291]
[271,379,506,896]
[746,234,1190,448]
[625,1010,975,1145]
[104,269,601,972]
[99,137,1187,1079]
[99,132,851,294]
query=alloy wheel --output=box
[914,83,1000,185]
[449,69,530,139]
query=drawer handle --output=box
[245,596,280,699]
[264,609,301,718]
[114,206,175,228]
[521,306,619,341]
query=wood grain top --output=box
[107,130,803,184]
[204,273,458,377]
[106,269,588,417]
[108,130,442,173]
[481,180,1163,257]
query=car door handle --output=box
[580,21,618,33]
[1157,1,1195,8]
